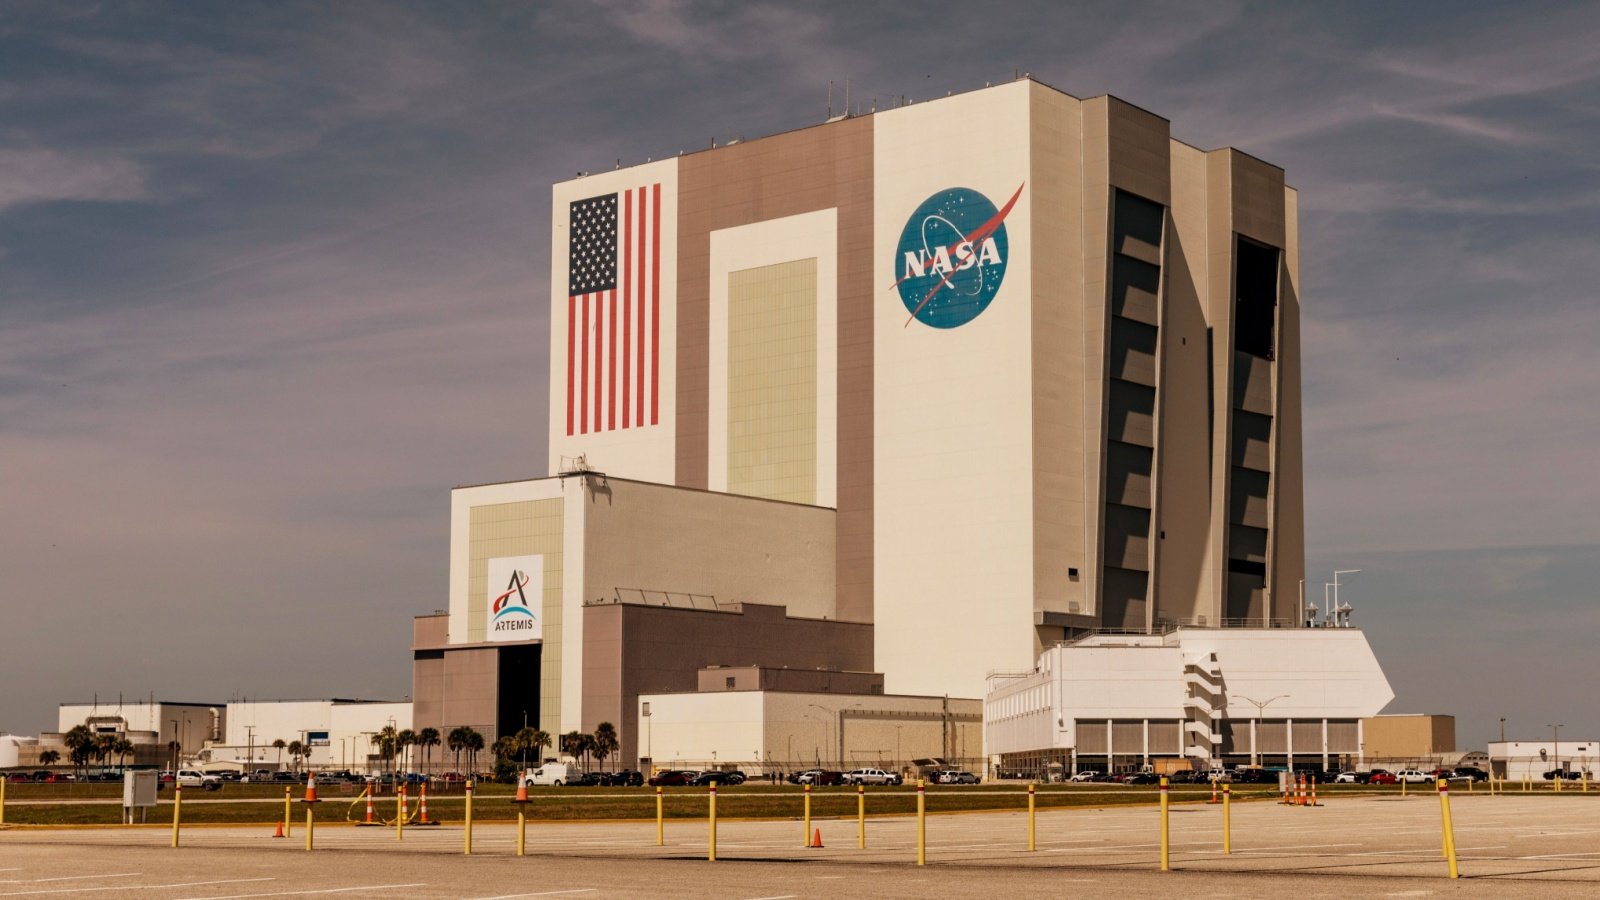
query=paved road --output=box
[2,793,1597,897]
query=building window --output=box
[725,677,736,690]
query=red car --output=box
[1367,771,1398,785]
[647,770,698,787]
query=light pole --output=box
[246,725,254,772]
[806,705,832,767]
[1237,694,1290,767]
[1550,724,1563,776]
[1500,718,1506,743]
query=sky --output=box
[2,1,1596,751]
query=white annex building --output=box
[984,626,1394,773]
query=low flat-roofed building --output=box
[984,626,1393,774]
[637,688,981,775]
[1360,714,1456,762]
[1488,740,1599,782]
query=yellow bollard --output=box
[463,780,474,855]
[397,785,406,840]
[916,779,926,866]
[517,806,527,857]
[1159,776,1170,872]
[1222,783,1232,854]
[284,787,292,837]
[1439,779,1459,879]
[707,784,718,862]
[803,784,812,848]
[655,786,664,846]
[171,783,182,848]
[1027,783,1037,852]
[857,783,866,849]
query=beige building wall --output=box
[636,689,980,771]
[1362,714,1457,758]
[581,478,836,620]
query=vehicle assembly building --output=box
[405,76,1392,774]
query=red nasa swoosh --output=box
[897,181,1026,327]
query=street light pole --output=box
[1550,724,1563,775]
[1237,695,1291,768]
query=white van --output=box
[524,763,583,786]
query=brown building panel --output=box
[583,602,874,766]
[676,117,876,623]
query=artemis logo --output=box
[893,183,1024,329]
[486,555,543,642]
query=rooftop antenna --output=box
[844,78,850,117]
[827,80,833,119]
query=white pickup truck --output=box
[175,770,222,790]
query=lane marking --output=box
[179,886,425,900]
[740,896,797,900]
[0,879,271,897]
[0,877,139,886]
[466,892,597,900]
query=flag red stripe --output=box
[566,294,575,436]
[585,291,592,432]
[607,288,616,431]
[593,292,603,429]
[651,182,661,425]
[636,186,646,425]
[622,190,632,429]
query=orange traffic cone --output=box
[516,781,529,802]
[273,821,285,838]
[304,773,318,804]
[1207,779,1220,804]
[810,827,823,848]
[418,783,433,825]
[364,790,375,824]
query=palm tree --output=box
[375,726,398,775]
[513,727,539,770]
[532,729,552,765]
[463,728,485,776]
[417,728,440,776]
[63,725,94,779]
[560,730,582,761]
[272,739,287,772]
[593,723,619,772]
[397,729,417,774]
[113,737,134,771]
[95,734,118,771]
[39,749,61,767]
[447,726,471,774]
[287,740,306,774]
[491,735,516,768]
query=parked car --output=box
[1451,767,1489,782]
[1333,771,1366,784]
[944,770,980,784]
[176,770,222,790]
[1121,772,1161,785]
[793,769,847,786]
[1168,770,1205,784]
[1068,771,1100,783]
[1543,769,1582,781]
[693,770,746,786]
[1393,769,1434,784]
[6,772,32,783]
[1364,770,1397,785]
[646,770,699,787]
[844,768,901,786]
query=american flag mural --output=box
[567,184,661,435]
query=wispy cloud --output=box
[0,148,146,210]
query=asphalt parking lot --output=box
[2,793,1598,897]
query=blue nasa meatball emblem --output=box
[893,183,1023,329]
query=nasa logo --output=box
[893,183,1024,329]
